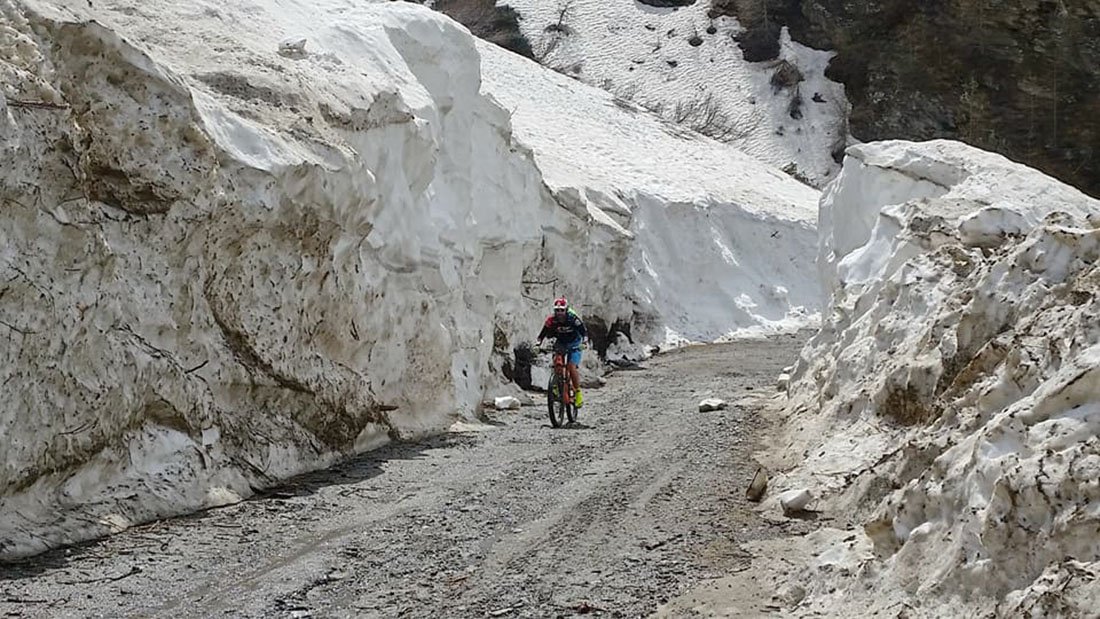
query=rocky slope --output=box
[497,0,850,187]
[715,0,1100,198]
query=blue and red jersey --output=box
[538,308,586,349]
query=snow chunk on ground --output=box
[493,396,522,411]
[778,488,812,514]
[770,139,1100,617]
[698,398,728,412]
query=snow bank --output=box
[501,0,848,186]
[0,0,589,558]
[0,0,819,557]
[775,140,1100,616]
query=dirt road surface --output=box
[1,334,813,618]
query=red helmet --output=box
[553,297,568,311]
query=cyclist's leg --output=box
[567,348,582,404]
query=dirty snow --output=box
[755,140,1100,617]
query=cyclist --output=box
[536,297,587,407]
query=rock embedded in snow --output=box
[778,488,813,515]
[698,398,728,412]
[493,396,522,411]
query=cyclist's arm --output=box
[536,319,553,344]
[574,316,587,340]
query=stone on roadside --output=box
[494,396,521,410]
[777,583,806,606]
[580,375,607,389]
[698,398,727,412]
[746,467,768,502]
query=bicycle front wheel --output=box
[547,377,566,428]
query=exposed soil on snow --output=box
[0,333,816,618]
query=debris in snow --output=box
[770,60,804,91]
[698,398,727,412]
[776,583,806,606]
[778,489,812,515]
[488,608,514,617]
[494,396,522,410]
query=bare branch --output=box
[5,98,69,111]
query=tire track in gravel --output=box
[0,333,816,618]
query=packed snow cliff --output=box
[477,39,821,347]
[769,140,1100,617]
[0,0,818,557]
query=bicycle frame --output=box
[552,352,572,400]
[548,350,575,427]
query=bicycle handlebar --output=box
[536,340,588,353]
